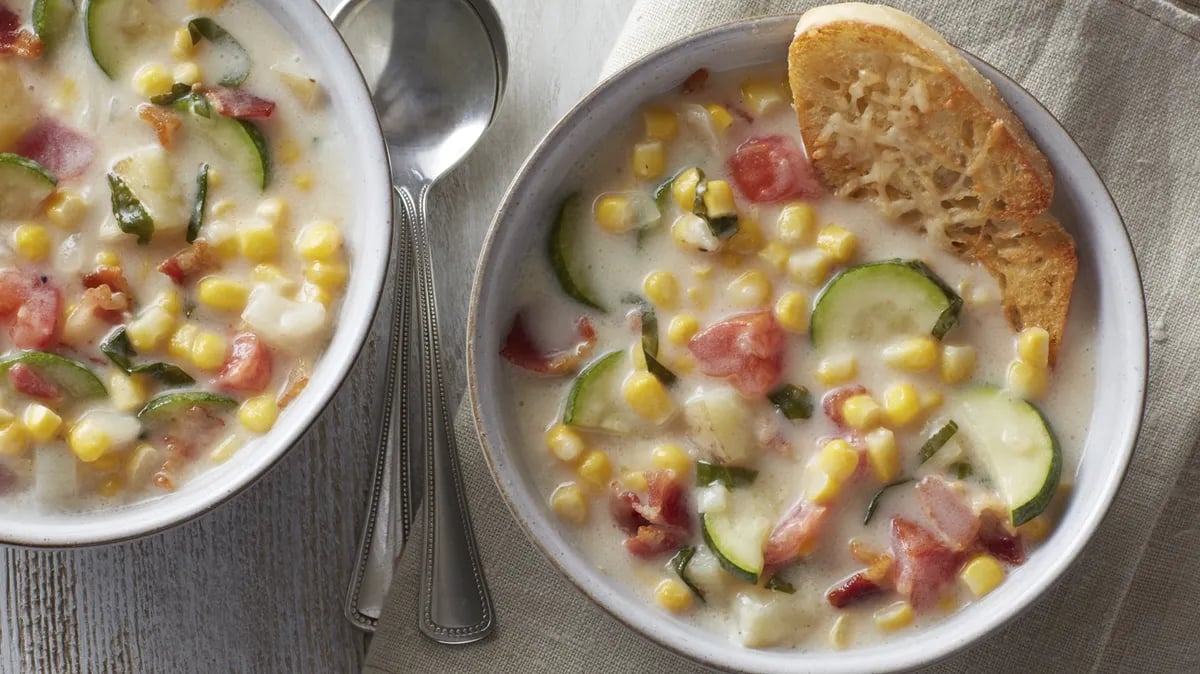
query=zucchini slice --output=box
[702,507,770,584]
[562,351,635,432]
[33,0,76,49]
[0,153,56,218]
[548,194,605,311]
[0,352,107,399]
[952,386,1062,525]
[172,96,271,190]
[137,391,237,426]
[84,0,168,79]
[810,259,962,348]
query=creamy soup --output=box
[500,66,1093,650]
[0,0,349,511]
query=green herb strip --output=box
[863,478,914,525]
[918,420,960,463]
[695,461,758,489]
[106,172,154,245]
[767,384,813,420]
[669,546,705,601]
[101,327,196,387]
[187,163,209,243]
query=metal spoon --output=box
[334,0,505,643]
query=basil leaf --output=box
[636,301,676,386]
[767,384,813,420]
[918,421,960,463]
[669,546,705,601]
[187,163,209,243]
[864,478,914,525]
[695,461,758,489]
[150,82,193,106]
[106,172,154,245]
[765,575,796,594]
[100,327,136,371]
[129,363,196,387]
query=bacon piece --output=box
[82,285,130,324]
[890,516,961,609]
[216,333,273,394]
[917,476,980,551]
[500,313,597,375]
[157,241,219,284]
[826,570,883,608]
[822,385,869,429]
[14,119,94,179]
[137,104,182,148]
[0,4,42,58]
[688,311,785,396]
[8,363,58,401]
[82,266,130,295]
[0,271,60,349]
[204,86,276,119]
[763,499,829,568]
[276,364,310,409]
[609,489,648,536]
[634,470,691,533]
[978,509,1025,565]
[727,135,822,203]
[624,524,685,559]
[681,68,709,93]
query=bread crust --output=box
[788,3,1075,360]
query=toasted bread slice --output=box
[787,3,1076,359]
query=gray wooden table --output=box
[0,0,634,671]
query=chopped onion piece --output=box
[242,286,327,351]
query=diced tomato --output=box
[609,490,648,536]
[763,499,829,568]
[688,311,785,396]
[0,4,41,58]
[890,516,961,609]
[826,570,883,608]
[977,509,1025,565]
[216,333,273,394]
[822,385,868,429]
[500,313,597,375]
[0,270,26,315]
[14,118,95,179]
[917,476,980,551]
[204,86,276,119]
[137,104,182,148]
[623,524,684,559]
[727,135,822,203]
[0,272,60,349]
[8,363,58,401]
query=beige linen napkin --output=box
[367,1,1200,671]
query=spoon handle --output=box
[406,184,495,644]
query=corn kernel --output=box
[1018,515,1051,543]
[1017,327,1050,369]
[205,166,222,188]
[1006,359,1047,399]
[0,412,28,457]
[172,61,202,86]
[108,373,147,413]
[189,0,229,12]
[197,277,250,312]
[774,291,809,333]
[671,168,703,211]
[840,395,881,431]
[210,435,241,463]
[705,104,734,131]
[882,383,921,427]
[654,578,693,613]
[95,249,119,267]
[168,323,200,359]
[787,249,832,286]
[643,271,679,309]
[632,140,666,180]
[817,225,857,263]
[941,345,976,384]
[545,424,585,463]
[238,218,279,262]
[577,450,612,489]
[68,418,112,463]
[191,332,228,371]
[757,241,789,272]
[818,439,859,482]
[687,284,711,310]
[815,354,857,386]
[256,197,289,226]
[293,172,313,191]
[291,222,341,264]
[642,107,678,140]
[740,78,787,115]
[171,26,194,58]
[238,395,279,433]
[873,601,915,632]
[132,63,173,98]
[551,482,589,524]
[621,470,648,492]
[12,224,52,261]
[593,194,633,233]
[960,554,1005,598]
[211,199,236,219]
[622,371,674,424]
[864,428,900,482]
[777,203,816,244]
[304,261,349,291]
[829,615,850,650]
[127,306,175,352]
[727,213,764,255]
[803,464,842,504]
[651,443,691,475]
[278,138,302,165]
[701,180,737,218]
[22,403,61,442]
[667,314,699,345]
[45,191,87,229]
[883,337,939,372]
[727,269,772,308]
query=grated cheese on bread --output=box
[787,3,1076,360]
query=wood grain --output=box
[2,0,633,671]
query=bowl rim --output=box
[0,0,393,548]
[468,13,1147,672]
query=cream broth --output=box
[502,65,1093,651]
[0,0,350,511]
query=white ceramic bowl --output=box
[1,0,392,547]
[469,15,1146,673]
